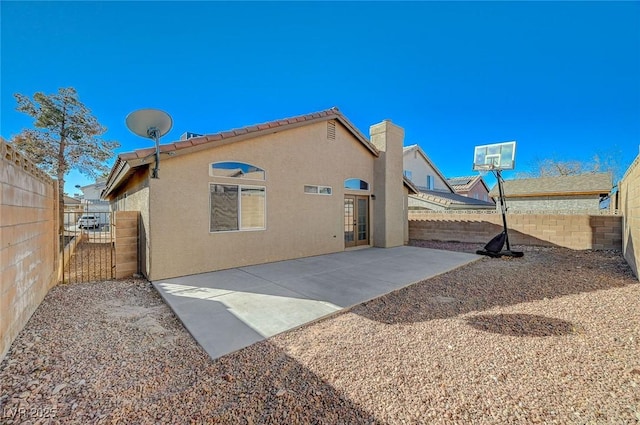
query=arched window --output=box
[344,178,369,191]
[210,162,265,180]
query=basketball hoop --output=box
[471,141,523,258]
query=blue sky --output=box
[2,1,639,195]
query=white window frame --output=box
[209,183,266,233]
[304,185,332,195]
[344,178,370,191]
[427,175,434,190]
[210,161,266,181]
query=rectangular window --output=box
[304,185,332,195]
[427,175,434,190]
[403,170,412,180]
[240,186,265,229]
[210,184,265,232]
[304,185,318,194]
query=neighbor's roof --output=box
[447,175,489,193]
[410,190,496,210]
[488,173,613,197]
[63,195,81,205]
[103,108,379,199]
[403,176,419,195]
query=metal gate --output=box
[61,210,114,283]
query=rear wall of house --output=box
[620,154,640,279]
[466,183,491,203]
[148,121,376,280]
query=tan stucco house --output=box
[102,108,416,280]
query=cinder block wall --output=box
[1,140,58,361]
[620,154,640,279]
[114,211,139,278]
[409,211,622,250]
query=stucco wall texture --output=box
[1,140,58,361]
[620,154,640,280]
[112,119,408,281]
[409,211,622,251]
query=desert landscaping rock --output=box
[1,243,639,424]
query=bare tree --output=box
[517,151,622,182]
[11,87,119,232]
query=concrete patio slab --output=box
[153,246,479,360]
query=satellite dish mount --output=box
[126,109,173,178]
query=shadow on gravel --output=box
[354,248,637,325]
[193,341,384,424]
[465,313,578,337]
[0,283,381,424]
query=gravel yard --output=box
[1,243,639,424]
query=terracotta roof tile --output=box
[135,148,155,158]
[205,134,222,142]
[119,152,138,161]
[174,140,194,149]
[159,144,177,153]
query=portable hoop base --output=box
[478,169,524,259]
[476,249,524,258]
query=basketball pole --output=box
[494,169,512,251]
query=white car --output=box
[77,214,99,229]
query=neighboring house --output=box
[102,108,417,281]
[63,195,83,227]
[79,180,107,200]
[78,180,110,226]
[403,145,495,211]
[403,144,451,192]
[63,195,82,212]
[447,175,494,204]
[489,172,613,212]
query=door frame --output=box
[344,195,369,248]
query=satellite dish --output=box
[125,109,173,139]
[125,108,173,179]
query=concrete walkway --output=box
[153,246,479,360]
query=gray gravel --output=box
[1,243,639,424]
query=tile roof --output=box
[411,190,496,209]
[117,107,376,162]
[447,175,482,192]
[103,108,378,198]
[489,172,613,197]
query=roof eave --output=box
[101,158,133,200]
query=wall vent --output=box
[327,120,336,140]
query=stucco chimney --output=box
[370,120,405,248]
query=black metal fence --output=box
[61,211,114,283]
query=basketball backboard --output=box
[473,141,516,171]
